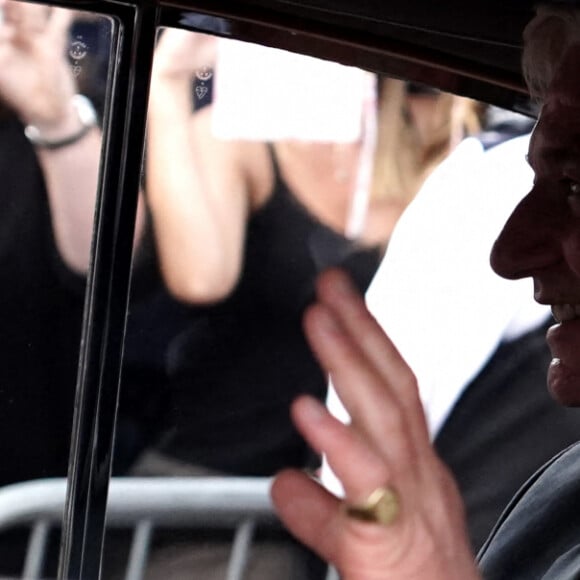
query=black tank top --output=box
[157,145,382,475]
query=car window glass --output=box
[0,2,113,576]
[102,20,491,578]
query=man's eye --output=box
[569,181,580,195]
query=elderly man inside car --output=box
[271,5,580,579]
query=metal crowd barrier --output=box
[0,477,278,580]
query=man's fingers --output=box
[271,469,341,564]
[303,301,419,473]
[317,270,428,436]
[290,396,393,500]
[310,270,430,452]
[316,269,413,385]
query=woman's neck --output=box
[273,140,362,233]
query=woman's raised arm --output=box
[146,29,252,304]
[0,2,109,274]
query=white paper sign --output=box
[212,38,374,142]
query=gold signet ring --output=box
[344,486,400,526]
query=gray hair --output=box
[522,4,580,101]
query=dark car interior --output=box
[0,0,572,578]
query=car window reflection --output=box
[0,2,111,575]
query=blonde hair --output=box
[522,5,580,101]
[371,77,483,205]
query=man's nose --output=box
[490,191,560,280]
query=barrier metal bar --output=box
[0,478,276,530]
[227,519,256,580]
[0,478,279,579]
[125,519,153,580]
[23,520,51,579]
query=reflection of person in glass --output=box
[0,0,101,273]
[0,0,102,574]
[0,0,103,481]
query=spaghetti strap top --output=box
[158,142,383,475]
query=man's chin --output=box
[548,358,580,407]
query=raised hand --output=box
[152,28,217,83]
[0,1,75,128]
[271,269,480,580]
